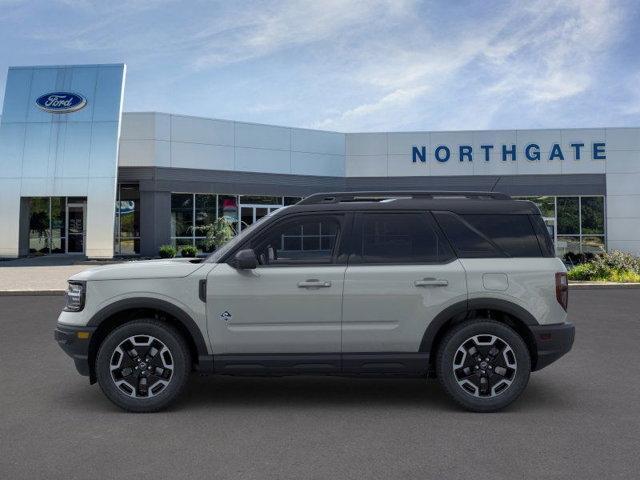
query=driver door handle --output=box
[298,280,332,288]
[414,278,448,287]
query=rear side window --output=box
[461,214,542,257]
[530,214,555,257]
[433,212,502,258]
[353,212,454,264]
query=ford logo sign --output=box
[35,92,87,114]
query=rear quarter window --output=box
[434,212,545,258]
[460,214,543,257]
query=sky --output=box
[0,0,639,132]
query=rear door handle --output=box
[414,278,448,287]
[298,279,332,288]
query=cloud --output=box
[313,0,625,131]
[0,0,633,131]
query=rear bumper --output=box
[531,322,575,371]
[54,324,96,377]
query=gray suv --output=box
[55,191,574,412]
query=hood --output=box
[69,258,206,282]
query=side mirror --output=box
[232,249,258,270]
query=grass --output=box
[568,264,640,282]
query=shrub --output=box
[180,245,198,257]
[567,250,640,282]
[158,245,177,258]
[563,252,595,265]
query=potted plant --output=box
[158,245,177,258]
[193,217,235,252]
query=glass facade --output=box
[170,194,302,252]
[114,184,140,255]
[517,196,606,257]
[27,197,86,255]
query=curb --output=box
[569,282,640,289]
[0,290,65,296]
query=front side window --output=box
[354,212,453,264]
[249,215,340,265]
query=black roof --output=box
[284,191,540,215]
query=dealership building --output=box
[1,63,639,258]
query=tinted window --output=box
[434,212,501,258]
[356,213,453,264]
[462,214,542,257]
[250,215,339,265]
[530,214,555,257]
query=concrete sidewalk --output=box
[0,256,122,294]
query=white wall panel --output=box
[606,128,640,151]
[120,113,157,140]
[346,133,387,156]
[345,154,387,177]
[235,147,290,174]
[235,122,290,150]
[171,115,234,146]
[291,128,344,155]
[170,142,234,170]
[605,150,640,173]
[118,139,158,167]
[291,152,344,176]
[388,153,430,177]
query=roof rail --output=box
[297,190,511,205]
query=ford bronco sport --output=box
[55,191,574,412]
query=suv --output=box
[55,191,574,413]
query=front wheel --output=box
[96,320,191,412]
[436,320,531,412]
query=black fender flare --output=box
[419,298,538,354]
[87,297,209,357]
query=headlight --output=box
[64,281,86,312]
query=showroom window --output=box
[516,196,605,257]
[27,196,86,255]
[170,194,297,252]
[114,184,140,255]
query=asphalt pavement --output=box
[0,290,639,479]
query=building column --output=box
[139,189,171,257]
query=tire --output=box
[96,319,191,412]
[436,319,531,412]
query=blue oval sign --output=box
[35,92,87,114]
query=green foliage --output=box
[180,245,198,257]
[193,217,235,251]
[568,250,640,282]
[159,245,177,258]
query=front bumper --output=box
[531,321,575,371]
[54,324,97,377]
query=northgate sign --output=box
[412,142,606,163]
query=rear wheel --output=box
[96,320,191,412]
[436,319,530,412]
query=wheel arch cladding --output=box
[421,298,539,371]
[86,298,208,383]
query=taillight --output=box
[555,272,568,311]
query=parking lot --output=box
[1,289,639,479]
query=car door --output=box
[341,211,467,372]
[206,213,347,360]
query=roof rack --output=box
[297,190,511,206]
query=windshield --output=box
[205,207,290,263]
